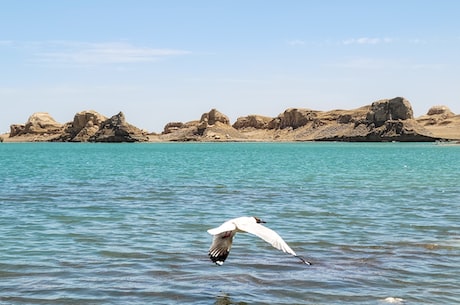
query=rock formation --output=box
[366,97,414,127]
[89,112,148,142]
[8,111,148,142]
[237,97,441,142]
[156,99,444,142]
[232,115,272,129]
[59,110,107,142]
[9,112,63,138]
[160,108,244,141]
[318,118,437,142]
[417,105,455,126]
[416,105,460,140]
[200,108,230,125]
[269,108,319,129]
[427,105,454,116]
[163,122,185,134]
[9,124,25,137]
[312,97,437,141]
[4,97,458,142]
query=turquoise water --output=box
[0,142,459,304]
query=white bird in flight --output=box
[207,216,311,265]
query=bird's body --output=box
[207,216,310,265]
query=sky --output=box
[1,0,460,132]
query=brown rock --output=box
[417,105,455,126]
[163,122,184,134]
[62,110,108,142]
[233,115,273,129]
[337,114,353,124]
[417,105,460,140]
[311,119,438,142]
[201,121,247,141]
[9,112,63,137]
[427,105,454,116]
[160,109,247,141]
[71,110,106,132]
[89,112,148,142]
[163,108,229,139]
[25,112,63,134]
[366,119,436,141]
[200,109,230,125]
[8,97,458,143]
[9,124,25,137]
[366,97,413,127]
[272,108,318,129]
[289,98,439,142]
[197,118,208,136]
[267,118,281,130]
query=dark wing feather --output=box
[208,231,235,265]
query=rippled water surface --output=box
[1,142,459,304]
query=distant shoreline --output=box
[2,98,460,143]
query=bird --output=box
[207,216,311,265]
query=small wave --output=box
[99,250,151,259]
[383,297,405,304]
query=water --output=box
[0,142,459,304]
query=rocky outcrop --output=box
[232,98,439,142]
[195,109,232,136]
[57,110,148,142]
[232,115,272,129]
[366,97,413,127]
[417,105,455,126]
[313,98,437,142]
[316,119,437,142]
[8,111,148,142]
[158,99,442,142]
[427,105,454,116]
[163,122,185,134]
[269,108,319,129]
[89,112,148,142]
[160,108,245,141]
[416,105,460,140]
[5,97,457,143]
[9,124,25,137]
[59,110,107,142]
[243,106,369,132]
[367,119,435,141]
[200,109,230,125]
[9,112,63,137]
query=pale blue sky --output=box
[1,0,459,132]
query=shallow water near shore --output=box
[1,142,459,304]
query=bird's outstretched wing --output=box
[207,221,236,236]
[208,231,235,265]
[237,222,297,256]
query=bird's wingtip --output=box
[296,255,312,265]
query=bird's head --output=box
[253,217,266,223]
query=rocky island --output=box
[2,97,459,143]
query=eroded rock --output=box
[9,112,63,137]
[233,115,273,129]
[366,97,413,127]
[89,112,148,142]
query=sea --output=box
[0,142,459,305]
